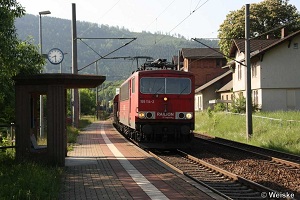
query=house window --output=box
[198,95,202,110]
[253,90,258,105]
[251,61,258,78]
[216,59,225,67]
[216,59,220,67]
[237,64,242,80]
[294,43,298,49]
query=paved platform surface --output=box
[59,120,224,200]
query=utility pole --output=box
[95,61,99,119]
[72,3,79,128]
[245,4,253,139]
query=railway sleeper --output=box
[217,188,256,194]
[223,192,262,198]
[207,183,248,189]
[188,172,226,181]
[198,177,232,182]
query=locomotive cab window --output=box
[166,78,191,94]
[140,77,191,94]
[120,81,129,100]
[132,77,135,93]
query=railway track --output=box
[186,135,300,198]
[195,133,300,167]
[120,128,299,198]
[148,149,275,199]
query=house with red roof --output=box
[176,48,230,110]
[179,48,228,88]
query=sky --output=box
[17,0,300,39]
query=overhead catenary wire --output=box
[78,38,137,72]
[190,15,300,66]
[78,37,137,59]
[143,0,177,32]
[78,0,121,37]
[250,16,300,40]
[155,0,210,44]
[194,0,203,11]
[79,38,104,58]
[192,38,246,66]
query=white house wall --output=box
[232,34,300,111]
[233,51,246,92]
[260,36,300,88]
[251,60,261,89]
[261,89,300,110]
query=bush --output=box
[214,103,227,112]
[230,95,246,113]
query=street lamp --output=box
[39,11,51,55]
[39,10,51,138]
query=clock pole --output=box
[72,3,79,128]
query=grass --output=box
[67,115,96,151]
[0,154,62,200]
[0,115,97,200]
[195,111,300,155]
[79,115,96,129]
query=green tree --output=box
[218,0,300,58]
[0,0,45,123]
[80,89,96,115]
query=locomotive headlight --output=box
[138,112,145,119]
[186,113,193,119]
[163,97,168,101]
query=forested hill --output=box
[15,14,218,81]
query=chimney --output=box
[281,28,288,39]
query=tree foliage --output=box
[218,0,300,58]
[80,89,96,115]
[0,0,45,123]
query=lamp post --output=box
[39,10,51,138]
[39,11,51,55]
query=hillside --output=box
[15,14,218,80]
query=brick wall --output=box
[185,58,227,87]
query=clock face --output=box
[48,48,64,65]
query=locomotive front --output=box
[135,70,195,142]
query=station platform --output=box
[59,120,224,200]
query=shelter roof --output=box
[14,73,106,88]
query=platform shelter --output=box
[13,74,106,166]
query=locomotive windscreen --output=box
[140,77,191,94]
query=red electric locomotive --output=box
[114,59,194,143]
